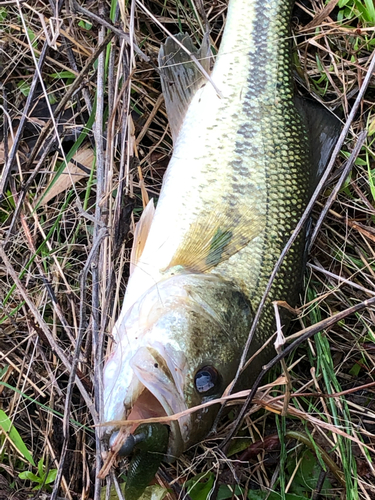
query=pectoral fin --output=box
[166,207,265,273]
[130,199,155,275]
[158,33,211,142]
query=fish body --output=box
[103,0,312,460]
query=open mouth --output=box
[126,386,167,422]
[108,386,171,458]
[105,343,189,460]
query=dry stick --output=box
[51,228,108,500]
[249,379,375,402]
[273,302,292,417]
[19,213,76,344]
[110,471,126,500]
[101,11,119,339]
[307,261,375,297]
[107,40,117,130]
[92,12,106,500]
[15,31,114,189]
[136,93,164,145]
[2,86,9,165]
[220,294,375,452]
[71,0,150,64]
[308,129,368,252]
[0,41,49,198]
[0,245,98,424]
[110,56,133,331]
[218,50,375,446]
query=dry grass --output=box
[0,0,374,499]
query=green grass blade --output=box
[0,409,35,466]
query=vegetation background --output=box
[0,0,374,499]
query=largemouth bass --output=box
[102,0,338,473]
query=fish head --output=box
[103,272,253,460]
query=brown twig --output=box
[92,8,107,500]
[0,42,50,197]
[308,129,368,251]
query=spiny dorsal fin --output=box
[165,207,265,273]
[130,199,155,275]
[158,33,211,142]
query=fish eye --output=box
[194,366,220,394]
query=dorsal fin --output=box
[294,96,342,189]
[294,96,342,264]
[130,199,155,275]
[158,33,211,142]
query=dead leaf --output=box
[40,146,94,205]
[0,134,15,164]
[304,0,340,30]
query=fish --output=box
[101,0,340,488]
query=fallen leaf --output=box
[40,146,94,205]
[0,134,15,164]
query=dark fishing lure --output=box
[112,424,169,500]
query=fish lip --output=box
[128,343,189,460]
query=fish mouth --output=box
[109,343,189,461]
